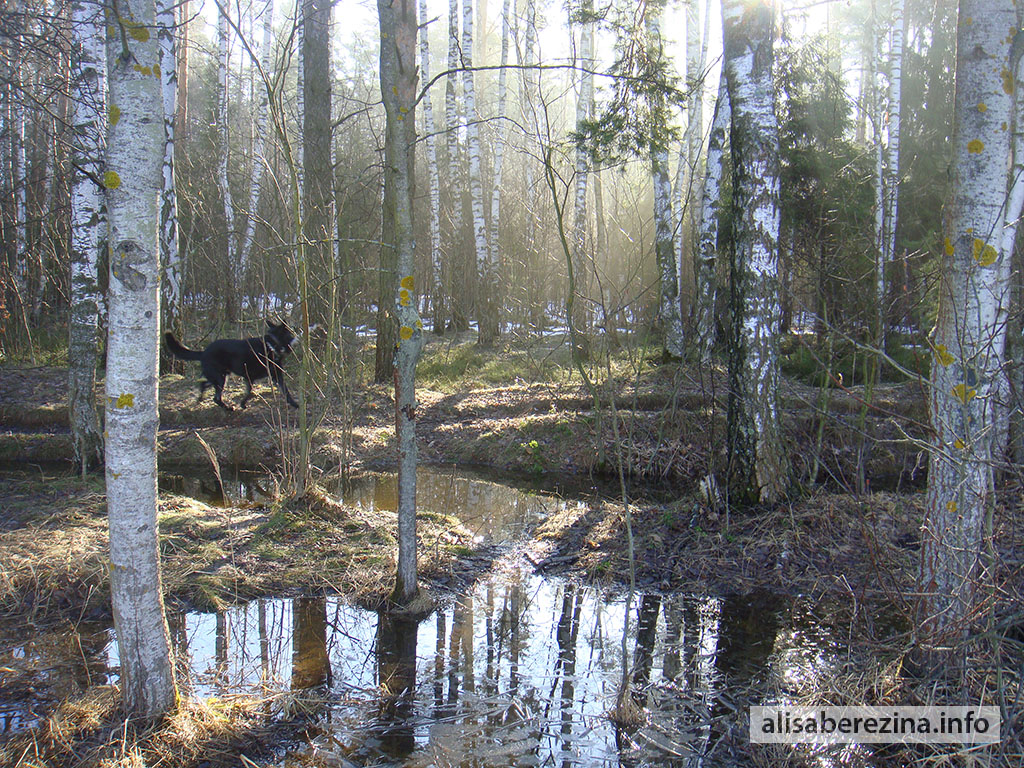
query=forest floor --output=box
[0,334,1021,766]
[0,335,1020,610]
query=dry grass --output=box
[0,474,476,623]
[0,687,278,768]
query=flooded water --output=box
[0,468,882,766]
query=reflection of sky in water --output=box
[102,572,731,766]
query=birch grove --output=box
[104,0,178,716]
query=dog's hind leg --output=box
[198,381,210,403]
[203,370,233,410]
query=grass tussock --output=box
[0,688,277,768]
[0,474,477,623]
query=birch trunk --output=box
[883,0,905,342]
[239,0,275,283]
[13,0,28,315]
[217,8,238,315]
[1001,8,1024,464]
[461,0,495,346]
[486,0,511,337]
[871,0,886,351]
[419,0,442,337]
[378,0,425,605]
[918,0,1016,665]
[104,0,178,716]
[646,0,684,360]
[722,0,788,505]
[694,68,728,363]
[68,0,106,474]
[158,0,182,335]
[441,0,462,332]
[570,0,594,358]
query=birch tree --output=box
[441,0,462,332]
[217,6,238,317]
[918,0,1016,666]
[157,0,182,334]
[460,0,495,346]
[378,0,425,606]
[238,0,275,282]
[570,0,595,359]
[646,0,684,360]
[68,0,106,474]
[722,0,788,505]
[487,0,511,335]
[104,0,178,716]
[882,0,905,349]
[419,0,442,337]
[694,68,728,363]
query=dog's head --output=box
[265,320,296,355]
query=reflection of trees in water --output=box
[375,612,419,760]
[215,611,229,690]
[291,597,330,690]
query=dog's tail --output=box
[164,333,203,361]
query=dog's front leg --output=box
[270,362,299,408]
[239,378,253,409]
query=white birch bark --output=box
[68,0,106,473]
[872,0,887,346]
[104,0,178,716]
[419,0,442,334]
[13,0,28,304]
[158,0,182,332]
[919,0,1015,657]
[998,13,1024,462]
[883,0,905,300]
[646,0,684,359]
[239,0,275,282]
[378,0,425,606]
[440,0,461,330]
[694,68,728,363]
[486,0,511,325]
[571,0,594,351]
[722,0,787,504]
[217,8,238,297]
[521,0,542,335]
[461,0,494,345]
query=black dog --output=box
[164,320,299,411]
